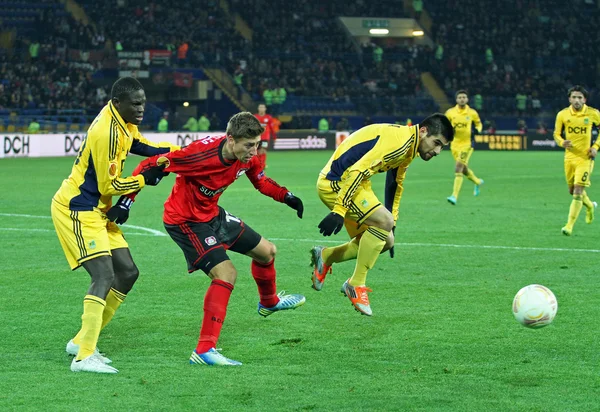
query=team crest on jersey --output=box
[466,116,470,121]
[361,199,369,207]
[108,162,118,178]
[236,168,249,179]
[204,236,217,246]
[89,240,96,249]
[157,156,171,168]
[584,118,589,124]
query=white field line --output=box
[0,213,167,237]
[2,213,598,253]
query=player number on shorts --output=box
[225,211,241,223]
[582,172,589,182]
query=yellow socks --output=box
[322,238,359,265]
[349,227,389,286]
[75,295,106,360]
[565,195,583,231]
[465,169,481,185]
[582,191,593,210]
[101,288,126,329]
[452,173,463,198]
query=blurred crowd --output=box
[2,0,598,118]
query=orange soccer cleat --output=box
[340,279,373,316]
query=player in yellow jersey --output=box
[553,85,600,236]
[445,90,483,205]
[51,77,178,373]
[310,114,454,315]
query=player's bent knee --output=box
[209,260,238,285]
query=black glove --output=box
[106,196,133,224]
[140,164,168,186]
[284,192,304,218]
[318,212,344,236]
[389,226,396,258]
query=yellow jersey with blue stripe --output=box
[445,104,482,150]
[319,123,419,218]
[53,101,178,212]
[553,104,600,161]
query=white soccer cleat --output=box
[66,339,112,364]
[71,355,118,374]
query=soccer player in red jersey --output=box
[109,112,305,365]
[254,103,277,169]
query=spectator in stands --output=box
[517,119,528,135]
[336,117,350,131]
[182,116,199,132]
[158,113,169,132]
[318,117,329,132]
[198,113,211,131]
[516,92,527,116]
[209,112,222,131]
[28,118,41,134]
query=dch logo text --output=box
[65,135,86,154]
[4,135,30,154]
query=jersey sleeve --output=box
[553,111,566,148]
[90,129,145,196]
[246,159,288,202]
[129,130,180,157]
[472,110,483,133]
[135,142,210,176]
[384,166,407,223]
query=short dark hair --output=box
[421,113,454,142]
[111,77,143,100]
[568,85,588,99]
[455,89,468,98]
[226,112,264,140]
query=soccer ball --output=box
[512,284,558,328]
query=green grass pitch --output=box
[1,150,599,411]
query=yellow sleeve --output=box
[472,110,482,133]
[90,130,145,196]
[331,147,383,217]
[130,131,180,156]
[553,112,565,148]
[592,110,600,150]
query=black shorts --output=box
[164,207,262,274]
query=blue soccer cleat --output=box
[190,348,242,366]
[474,179,484,196]
[447,195,457,205]
[258,291,306,317]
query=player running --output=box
[553,85,600,235]
[113,112,305,365]
[445,90,484,205]
[310,114,454,316]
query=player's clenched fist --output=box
[318,212,344,236]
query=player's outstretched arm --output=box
[284,192,303,218]
[130,131,180,157]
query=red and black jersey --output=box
[254,113,276,141]
[133,135,289,224]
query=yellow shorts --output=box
[51,199,128,270]
[317,177,382,238]
[564,158,592,187]
[451,146,474,165]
